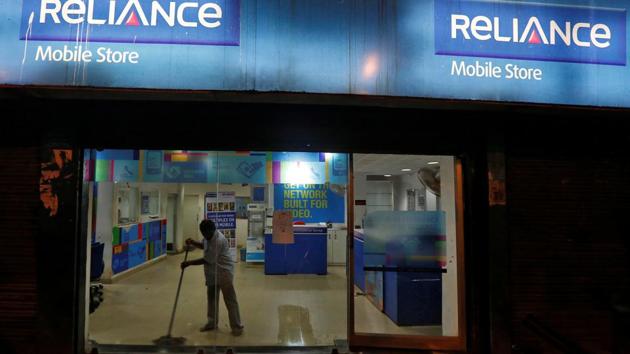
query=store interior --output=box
[84,150,460,348]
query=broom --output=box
[153,247,190,346]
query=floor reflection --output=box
[277,305,316,346]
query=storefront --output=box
[2,1,630,354]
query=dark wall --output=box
[0,148,39,354]
[507,118,630,354]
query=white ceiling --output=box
[353,154,443,176]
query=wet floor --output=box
[89,250,347,347]
[89,250,441,348]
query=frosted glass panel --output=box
[364,211,446,269]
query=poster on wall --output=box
[273,184,345,223]
[163,152,209,183]
[209,152,267,184]
[205,192,237,261]
[143,150,164,182]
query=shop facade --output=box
[1,0,630,353]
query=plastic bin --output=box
[90,242,105,281]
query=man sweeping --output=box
[181,219,244,336]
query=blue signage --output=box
[20,0,240,46]
[435,1,626,65]
[143,150,164,182]
[4,0,630,109]
[209,153,266,184]
[163,161,207,182]
[206,212,236,229]
[274,184,345,224]
[113,160,139,181]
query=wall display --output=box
[111,219,167,274]
[86,150,349,185]
[274,184,345,223]
[163,152,209,183]
[212,152,267,184]
[143,150,164,182]
[205,191,237,260]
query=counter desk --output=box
[264,226,327,275]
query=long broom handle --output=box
[167,248,189,337]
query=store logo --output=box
[434,1,626,65]
[20,0,240,45]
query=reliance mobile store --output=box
[1,1,630,353]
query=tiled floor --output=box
[89,250,441,348]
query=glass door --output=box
[348,154,466,351]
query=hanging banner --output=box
[273,184,345,223]
[205,191,237,261]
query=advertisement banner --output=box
[5,0,630,108]
[205,191,237,261]
[208,152,267,184]
[273,184,345,223]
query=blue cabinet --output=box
[384,271,442,326]
[264,227,327,275]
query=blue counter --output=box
[384,271,442,326]
[355,229,443,326]
[264,226,327,275]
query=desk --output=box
[264,226,327,275]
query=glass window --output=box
[86,149,351,351]
[141,190,160,216]
[351,154,465,350]
[116,185,139,224]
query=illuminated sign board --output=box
[1,0,630,109]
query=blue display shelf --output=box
[264,226,327,275]
[384,271,442,326]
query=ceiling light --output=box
[401,168,412,172]
[384,174,392,177]
[427,161,439,165]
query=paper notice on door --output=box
[272,210,294,244]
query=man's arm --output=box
[181,258,206,269]
[185,238,204,249]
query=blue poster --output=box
[163,161,208,183]
[209,153,267,184]
[329,153,348,185]
[272,152,324,162]
[273,184,345,223]
[113,160,139,182]
[143,150,164,182]
[96,150,137,161]
[206,212,236,229]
